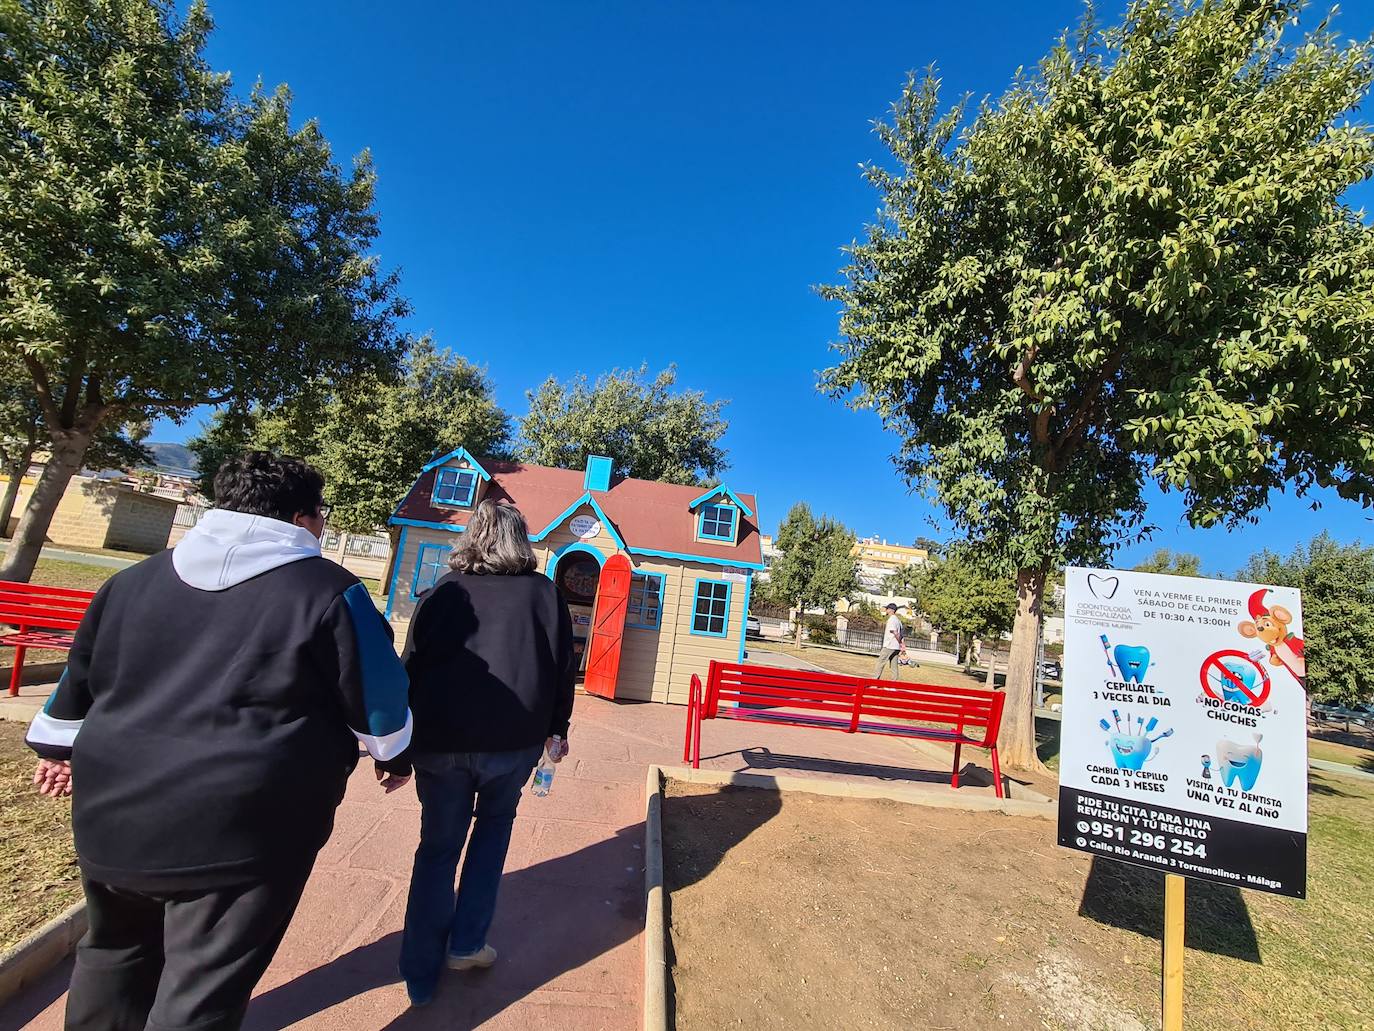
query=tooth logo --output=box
[1217,735,1263,792]
[1088,574,1120,600]
[1114,644,1150,684]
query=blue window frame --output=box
[627,572,665,630]
[412,542,449,597]
[691,578,731,637]
[698,503,736,542]
[433,467,478,507]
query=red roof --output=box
[393,460,762,566]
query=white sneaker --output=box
[447,944,498,971]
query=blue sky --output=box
[155,0,1374,575]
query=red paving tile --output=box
[6,691,997,1030]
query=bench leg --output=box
[8,645,25,697]
[683,694,695,762]
[990,747,1004,799]
[951,741,963,790]
[692,708,704,770]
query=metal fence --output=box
[173,503,206,528]
[344,532,391,561]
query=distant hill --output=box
[146,442,197,473]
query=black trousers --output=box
[65,868,312,1031]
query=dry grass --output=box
[747,639,996,691]
[0,720,80,952]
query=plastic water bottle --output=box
[531,736,560,797]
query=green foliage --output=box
[1238,532,1374,706]
[764,502,860,617]
[820,0,1374,763]
[0,0,407,580]
[843,599,886,632]
[516,365,728,485]
[899,550,1016,644]
[803,614,838,646]
[189,338,509,530]
[0,0,407,422]
[821,0,1374,574]
[1133,548,1204,577]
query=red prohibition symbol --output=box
[1199,648,1272,707]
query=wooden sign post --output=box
[1162,873,1184,1031]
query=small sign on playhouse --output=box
[1057,566,1308,898]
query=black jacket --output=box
[27,510,411,890]
[390,570,576,769]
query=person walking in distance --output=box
[380,499,576,1007]
[27,452,412,1031]
[873,602,912,680]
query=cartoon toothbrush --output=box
[1145,716,1159,735]
[1100,634,1119,678]
[1112,709,1124,732]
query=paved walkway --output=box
[7,692,998,1031]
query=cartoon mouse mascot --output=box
[1238,589,1305,685]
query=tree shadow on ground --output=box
[659,782,783,1026]
[1078,856,1261,963]
[247,822,645,1030]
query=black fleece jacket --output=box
[384,571,576,773]
[27,549,411,890]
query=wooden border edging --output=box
[644,765,668,1031]
[641,762,1057,1030]
[0,900,84,1006]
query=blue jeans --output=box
[399,745,543,994]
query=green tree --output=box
[1133,548,1204,577]
[763,503,860,647]
[893,551,1016,666]
[0,0,407,580]
[1239,532,1374,707]
[516,365,728,485]
[821,1,1374,768]
[189,338,509,531]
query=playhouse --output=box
[383,448,763,704]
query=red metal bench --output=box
[0,580,96,696]
[684,660,1007,797]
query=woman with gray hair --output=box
[378,499,576,1007]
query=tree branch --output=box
[22,355,64,429]
[1054,345,1128,456]
[59,346,88,427]
[1012,344,1046,403]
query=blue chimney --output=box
[584,455,613,492]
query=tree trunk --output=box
[794,602,804,648]
[0,442,35,539]
[1001,566,1049,773]
[0,431,93,582]
[984,646,996,687]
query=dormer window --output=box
[698,503,737,542]
[434,467,479,507]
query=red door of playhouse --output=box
[584,553,631,699]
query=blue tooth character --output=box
[1217,735,1263,792]
[1113,644,1150,684]
[1108,733,1152,771]
[1218,657,1259,705]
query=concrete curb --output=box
[0,900,84,1006]
[660,765,1057,820]
[643,765,668,1031]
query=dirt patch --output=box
[0,720,81,951]
[662,776,1374,1031]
